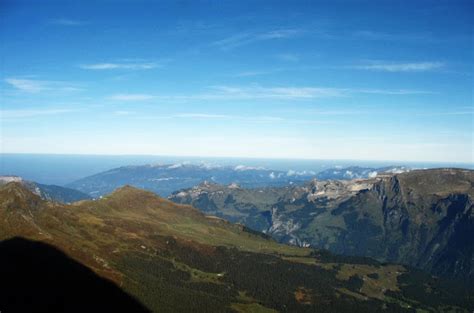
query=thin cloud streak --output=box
[353,88,432,95]
[136,112,330,125]
[275,53,300,62]
[414,110,474,116]
[4,78,82,93]
[173,113,285,122]
[212,29,303,50]
[351,30,427,41]
[49,18,87,26]
[234,70,278,77]
[208,85,344,99]
[109,85,431,103]
[203,85,431,99]
[5,78,45,93]
[0,108,78,119]
[114,111,135,115]
[80,62,161,70]
[352,61,444,72]
[173,113,233,119]
[109,94,154,101]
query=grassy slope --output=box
[0,182,472,312]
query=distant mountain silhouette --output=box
[0,237,150,313]
[66,163,316,197]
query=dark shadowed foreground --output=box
[0,237,150,313]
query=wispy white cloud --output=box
[204,85,344,99]
[116,85,429,103]
[109,94,154,101]
[79,62,162,70]
[49,18,87,26]
[352,30,392,40]
[350,30,445,43]
[353,88,432,95]
[352,61,444,72]
[0,108,78,119]
[149,113,327,125]
[275,53,300,62]
[201,85,429,99]
[4,78,82,93]
[415,109,474,116]
[234,70,277,77]
[213,29,302,50]
[122,86,344,102]
[172,113,285,122]
[174,113,232,119]
[5,78,45,93]
[114,111,135,116]
[309,109,365,115]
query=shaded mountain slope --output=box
[171,168,474,281]
[0,182,472,312]
[0,237,150,313]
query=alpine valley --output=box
[1,179,473,312]
[170,169,474,282]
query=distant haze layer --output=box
[1,153,472,186]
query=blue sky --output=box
[1,0,472,163]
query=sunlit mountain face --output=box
[1,0,473,312]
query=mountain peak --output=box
[0,182,44,212]
[0,181,39,198]
[93,185,205,219]
[0,175,24,184]
[103,185,161,202]
[111,184,145,194]
[386,168,474,197]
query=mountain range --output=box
[315,166,410,180]
[170,168,474,281]
[65,163,413,198]
[1,181,472,312]
[66,163,318,197]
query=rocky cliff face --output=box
[365,170,474,278]
[170,169,474,281]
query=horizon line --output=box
[0,152,472,165]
